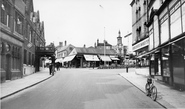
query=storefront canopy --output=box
[99,55,112,62]
[55,58,63,62]
[110,57,119,61]
[84,55,100,61]
[63,55,76,62]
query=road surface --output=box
[1,68,163,109]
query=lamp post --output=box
[104,27,106,66]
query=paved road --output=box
[1,68,164,109]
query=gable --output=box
[69,48,77,56]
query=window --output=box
[29,29,32,42]
[160,14,169,44]
[24,49,27,64]
[15,11,23,34]
[29,52,31,65]
[149,27,154,50]
[182,2,185,32]
[153,16,159,47]
[1,0,11,27]
[161,46,170,77]
[170,2,182,39]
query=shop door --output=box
[6,54,11,80]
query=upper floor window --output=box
[1,1,11,27]
[14,11,23,35]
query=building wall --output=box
[0,0,45,82]
[147,0,185,89]
[0,0,24,82]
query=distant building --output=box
[55,41,75,63]
[96,39,112,50]
[63,47,118,68]
[130,0,149,67]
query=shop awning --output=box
[55,58,63,62]
[99,55,112,62]
[84,55,100,61]
[109,56,119,61]
[137,49,156,58]
[110,57,119,61]
[63,55,76,62]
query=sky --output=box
[33,0,132,47]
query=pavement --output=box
[119,68,185,109]
[1,67,185,109]
[0,68,52,99]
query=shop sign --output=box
[27,43,33,48]
[132,38,149,51]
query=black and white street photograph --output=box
[1,0,185,109]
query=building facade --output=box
[146,0,185,89]
[0,0,45,83]
[55,41,75,63]
[130,0,149,67]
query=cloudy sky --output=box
[33,0,132,47]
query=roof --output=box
[97,42,112,46]
[57,44,75,52]
[74,47,117,55]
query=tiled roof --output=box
[75,47,117,55]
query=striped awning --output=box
[84,55,100,61]
[98,55,112,62]
[63,55,76,62]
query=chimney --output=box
[97,39,99,44]
[94,43,96,48]
[59,42,63,47]
[84,44,86,48]
[65,41,67,46]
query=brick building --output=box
[0,0,45,83]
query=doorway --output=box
[6,54,11,80]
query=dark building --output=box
[0,0,45,83]
[131,0,185,89]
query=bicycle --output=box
[145,77,157,101]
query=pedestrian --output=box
[56,62,60,71]
[49,63,52,75]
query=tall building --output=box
[131,0,185,89]
[146,0,185,89]
[0,0,45,83]
[130,0,149,67]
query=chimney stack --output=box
[65,41,67,46]
[84,44,86,48]
[59,42,63,47]
[97,39,99,44]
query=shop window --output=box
[150,54,155,75]
[171,39,185,85]
[161,46,170,77]
[155,52,161,75]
